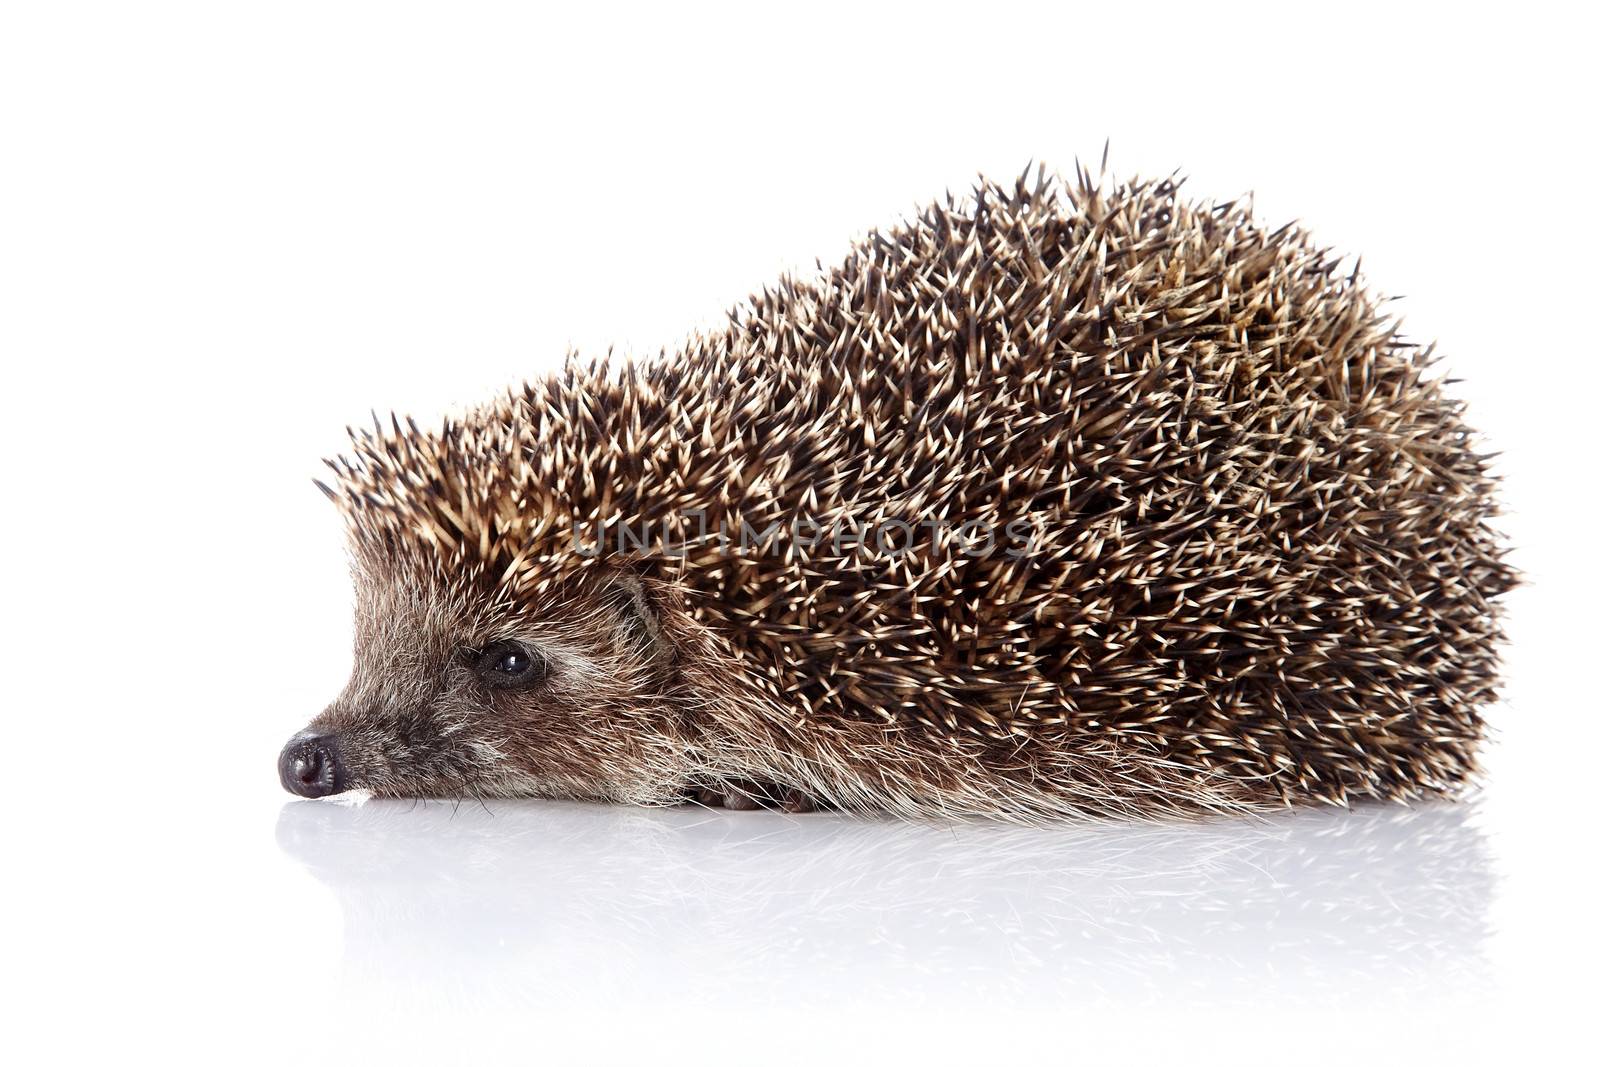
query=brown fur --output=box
[296,165,1515,819]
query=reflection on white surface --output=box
[278,797,1492,1029]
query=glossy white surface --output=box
[281,797,1495,1027]
[5,2,1595,1063]
[11,789,1553,1064]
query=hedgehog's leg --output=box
[688,786,725,808]
[690,780,819,813]
[778,789,816,814]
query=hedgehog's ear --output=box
[605,571,672,664]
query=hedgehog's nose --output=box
[278,732,345,798]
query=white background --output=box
[3,2,1595,1063]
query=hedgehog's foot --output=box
[690,780,818,814]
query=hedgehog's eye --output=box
[473,640,547,689]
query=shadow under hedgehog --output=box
[279,164,1514,820]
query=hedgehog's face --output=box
[278,568,681,802]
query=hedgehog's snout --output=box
[278,731,346,798]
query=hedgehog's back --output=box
[674,169,1513,811]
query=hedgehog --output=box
[278,164,1514,820]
